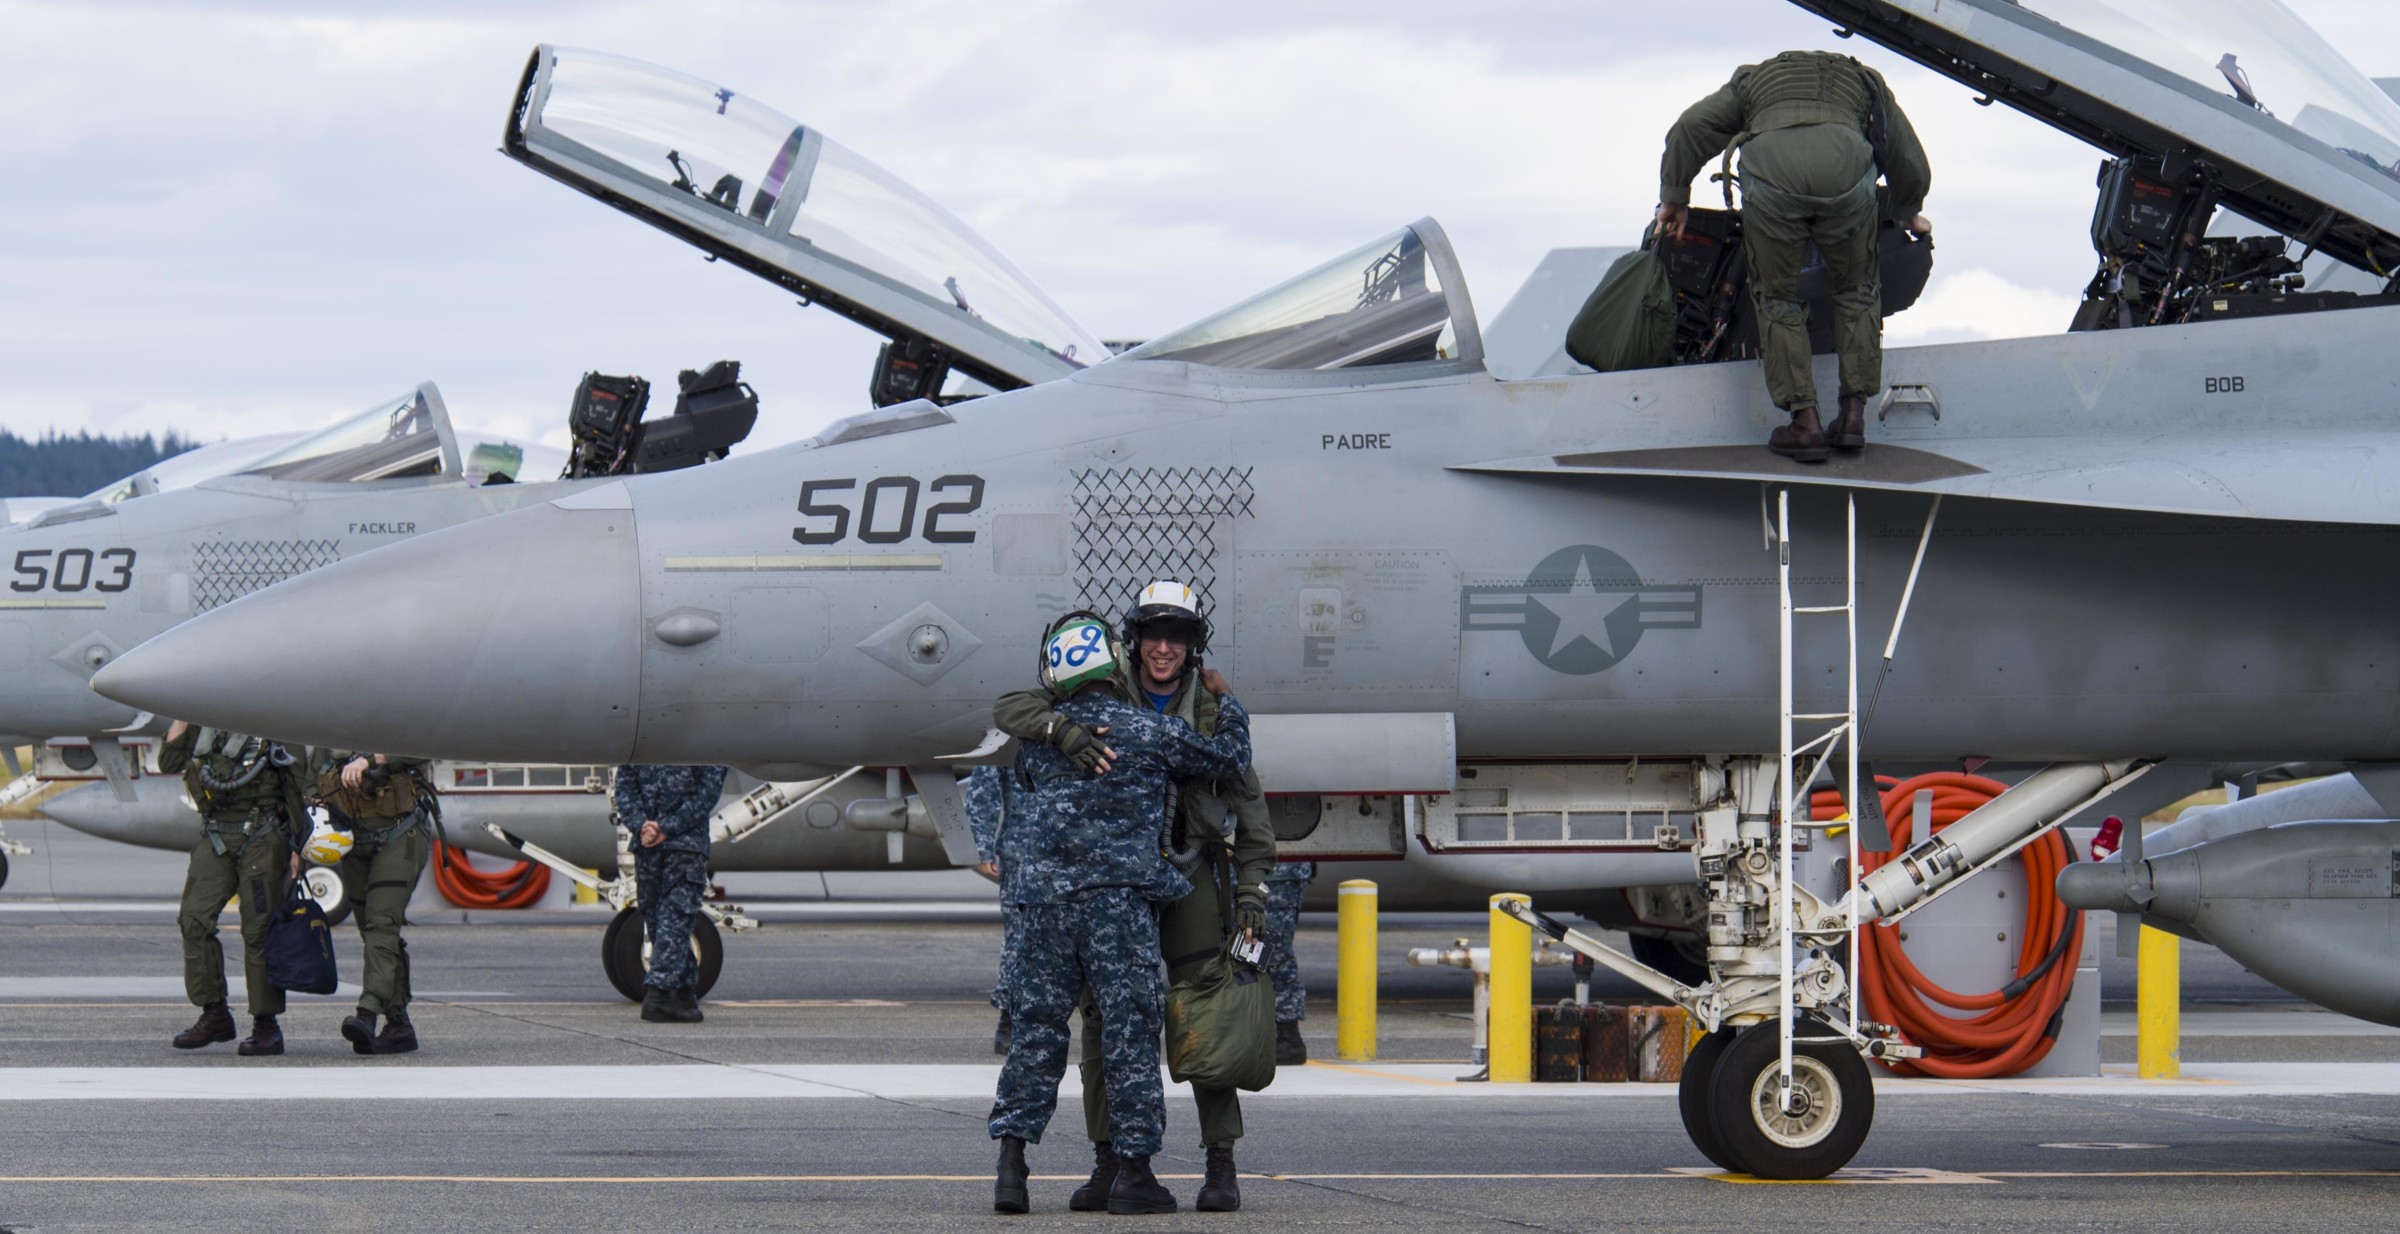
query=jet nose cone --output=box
[93,486,642,761]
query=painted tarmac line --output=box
[12,1061,2400,1101]
[0,1170,2393,1186]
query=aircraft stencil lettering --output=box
[1460,545,1701,675]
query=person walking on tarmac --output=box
[988,612,1253,1216]
[994,581,1279,1213]
[1656,49,1932,460]
[311,750,436,1054]
[611,763,729,1024]
[1263,859,1318,1064]
[161,720,310,1056]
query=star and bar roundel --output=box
[1458,544,1701,675]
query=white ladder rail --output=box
[1774,489,1862,1108]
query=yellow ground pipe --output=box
[2138,924,2181,1079]
[1336,879,1378,1061]
[1488,893,1532,1082]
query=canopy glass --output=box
[1121,225,1465,371]
[239,388,448,483]
[534,48,1107,369]
[2018,0,2400,176]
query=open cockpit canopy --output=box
[1795,0,2400,279]
[505,46,1107,394]
[237,385,459,484]
[1119,219,1482,373]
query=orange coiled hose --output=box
[1809,772,2085,1079]
[431,840,551,909]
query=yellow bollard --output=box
[2138,924,2181,1079]
[1488,893,1532,1082]
[1336,879,1378,1061]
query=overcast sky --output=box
[1,0,2392,462]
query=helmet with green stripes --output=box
[1041,612,1122,694]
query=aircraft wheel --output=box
[0,849,9,891]
[1706,1019,1874,1180]
[607,907,723,1001]
[1630,934,1708,986]
[303,866,351,928]
[1678,1029,1740,1172]
[601,907,642,1001]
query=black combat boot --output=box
[1830,393,1868,451]
[992,1010,1012,1056]
[341,1007,379,1055]
[1196,1143,1242,1212]
[373,1008,419,1055]
[675,986,705,1023]
[1067,1139,1117,1211]
[993,1135,1030,1214]
[1106,1153,1177,1215]
[172,1002,235,1050]
[1768,406,1829,462]
[236,1015,284,1056]
[640,990,674,1023]
[1275,1020,1308,1066]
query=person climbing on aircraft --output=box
[1656,49,1932,460]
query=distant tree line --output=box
[0,428,201,498]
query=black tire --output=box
[601,907,641,1001]
[1630,934,1708,987]
[606,907,723,1001]
[302,868,352,928]
[1678,1029,1741,1172]
[0,848,10,891]
[1706,1019,1874,1180]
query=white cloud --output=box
[1884,268,2085,345]
[0,0,2389,463]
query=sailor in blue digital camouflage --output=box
[988,612,1252,1216]
[612,763,727,1024]
[993,581,1278,1212]
[964,765,1015,1054]
[1265,859,1317,1061]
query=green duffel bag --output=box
[1164,947,1278,1092]
[1564,248,1676,373]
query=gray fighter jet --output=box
[0,48,1110,786]
[87,3,2400,1177]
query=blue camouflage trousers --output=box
[1265,866,1314,1023]
[989,887,1166,1158]
[634,847,707,993]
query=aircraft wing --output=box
[1457,429,2400,525]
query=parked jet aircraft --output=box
[101,3,2400,1177]
[0,58,1113,787]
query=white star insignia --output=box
[1529,556,1628,661]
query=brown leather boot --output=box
[1830,394,1868,451]
[1768,406,1829,462]
[172,1002,235,1050]
[236,1015,284,1056]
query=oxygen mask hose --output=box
[431,839,550,909]
[1811,772,2085,1079]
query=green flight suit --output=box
[1660,50,1932,412]
[994,668,1279,1148]
[161,727,310,1017]
[316,752,435,1017]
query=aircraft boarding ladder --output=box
[1771,488,1864,1109]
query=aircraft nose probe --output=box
[91,483,648,763]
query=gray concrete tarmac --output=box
[6,823,2400,1231]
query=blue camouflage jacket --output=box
[612,764,730,856]
[997,690,1251,905]
[963,765,1013,865]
